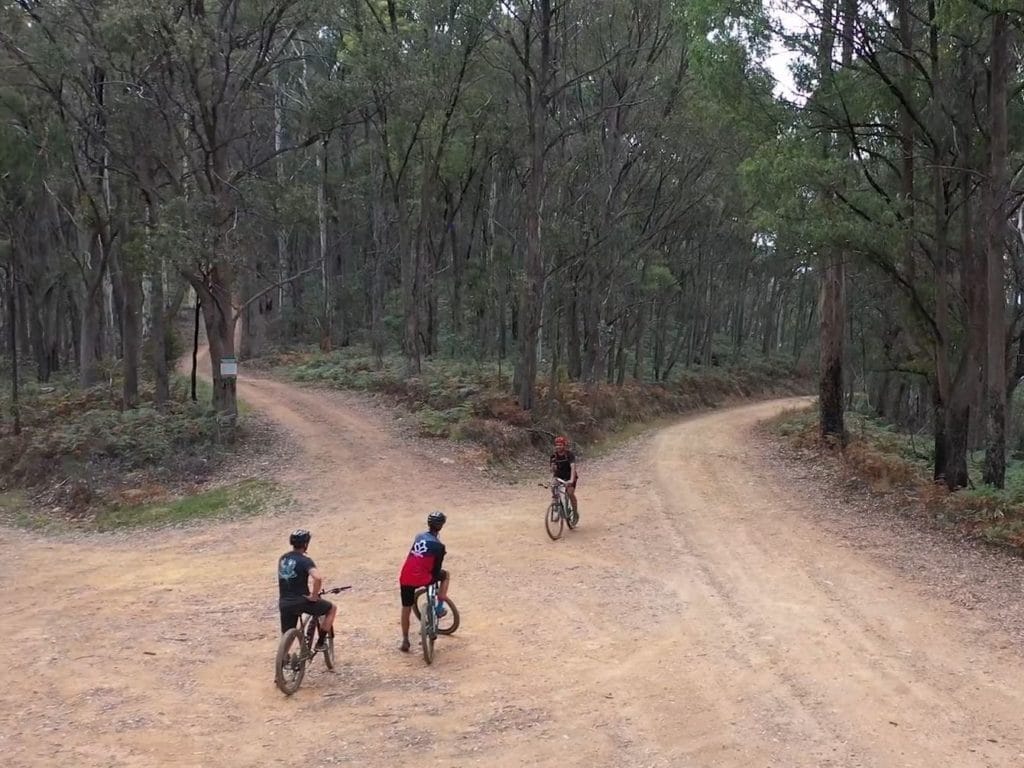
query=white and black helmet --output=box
[427,511,447,529]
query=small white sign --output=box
[220,356,238,377]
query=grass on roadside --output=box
[1,479,285,533]
[94,478,284,531]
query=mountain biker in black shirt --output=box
[277,529,337,649]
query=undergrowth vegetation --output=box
[260,346,809,462]
[771,406,1024,552]
[0,374,250,527]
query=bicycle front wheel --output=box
[323,630,336,670]
[545,502,564,540]
[420,607,435,665]
[274,628,307,695]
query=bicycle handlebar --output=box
[319,586,352,596]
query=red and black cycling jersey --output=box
[550,451,576,481]
[399,531,446,587]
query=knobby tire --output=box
[412,589,460,634]
[323,630,336,670]
[546,501,564,540]
[275,627,307,696]
[421,605,435,665]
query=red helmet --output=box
[554,436,568,447]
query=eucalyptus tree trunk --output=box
[982,13,1010,488]
[317,138,332,349]
[515,0,554,411]
[7,257,20,434]
[79,225,109,388]
[110,249,142,408]
[150,259,169,406]
[817,0,845,442]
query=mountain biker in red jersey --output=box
[398,511,450,653]
[550,436,579,522]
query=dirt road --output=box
[3,372,1024,767]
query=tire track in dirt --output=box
[3,378,1024,767]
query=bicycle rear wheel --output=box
[274,628,307,695]
[545,502,564,540]
[411,589,460,635]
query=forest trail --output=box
[3,363,1024,768]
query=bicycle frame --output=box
[291,586,351,657]
[296,613,323,656]
[425,583,439,630]
[550,480,570,516]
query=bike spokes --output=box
[545,501,564,540]
[274,628,307,696]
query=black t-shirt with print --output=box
[550,451,575,481]
[278,550,316,602]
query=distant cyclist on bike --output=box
[278,529,337,649]
[550,435,579,522]
[398,511,450,653]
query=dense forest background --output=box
[0,1,1021,492]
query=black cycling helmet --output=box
[427,511,447,529]
[289,529,311,547]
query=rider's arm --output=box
[432,545,446,583]
[307,566,323,600]
[570,461,578,484]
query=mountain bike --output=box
[274,586,351,695]
[410,582,460,664]
[542,477,577,540]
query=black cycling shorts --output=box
[279,597,333,634]
[399,570,449,607]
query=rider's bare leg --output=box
[438,573,450,603]
[319,602,338,635]
[400,606,412,648]
[567,485,578,513]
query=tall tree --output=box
[982,10,1011,488]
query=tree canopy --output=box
[1,0,1021,489]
